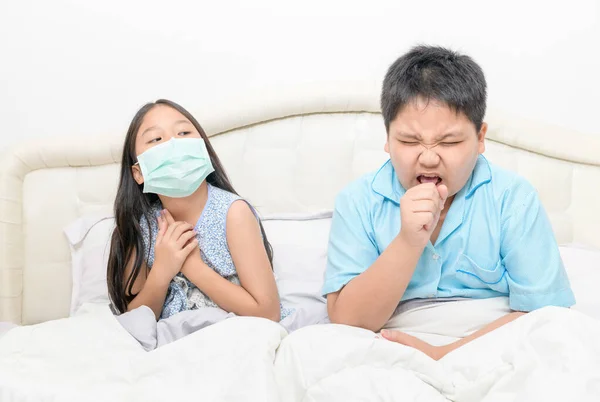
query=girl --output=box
[107,99,290,321]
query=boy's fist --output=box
[399,183,449,248]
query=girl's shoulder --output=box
[207,184,242,206]
[202,184,259,227]
[206,184,261,224]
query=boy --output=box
[323,45,575,360]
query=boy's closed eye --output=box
[398,140,462,147]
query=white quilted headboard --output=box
[1,83,599,325]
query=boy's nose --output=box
[418,147,440,166]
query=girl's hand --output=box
[180,242,205,278]
[152,209,197,284]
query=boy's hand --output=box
[399,183,448,248]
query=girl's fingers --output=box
[176,229,197,249]
[164,221,184,241]
[163,209,176,225]
[181,239,198,257]
[171,223,194,241]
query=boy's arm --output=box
[327,235,423,332]
[501,185,575,311]
[326,183,447,332]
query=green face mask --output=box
[136,138,215,198]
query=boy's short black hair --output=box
[381,45,487,132]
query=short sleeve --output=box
[322,188,380,296]
[501,184,575,311]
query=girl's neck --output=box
[158,181,209,225]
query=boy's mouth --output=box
[417,174,442,185]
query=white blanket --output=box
[0,304,286,402]
[3,298,600,401]
[274,298,600,401]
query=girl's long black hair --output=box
[107,99,273,314]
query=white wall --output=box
[0,0,598,152]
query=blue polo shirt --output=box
[322,156,575,312]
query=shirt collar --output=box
[466,155,492,198]
[370,155,492,204]
[371,159,404,204]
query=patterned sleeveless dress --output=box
[140,183,292,320]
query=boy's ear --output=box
[384,138,390,154]
[477,122,488,154]
[132,164,144,185]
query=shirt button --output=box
[432,254,440,260]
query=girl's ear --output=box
[132,164,144,185]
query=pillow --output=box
[63,210,333,319]
[64,213,114,315]
[262,211,332,313]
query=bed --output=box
[1,83,599,401]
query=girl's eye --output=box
[178,131,191,136]
[148,137,162,144]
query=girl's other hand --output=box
[152,209,197,284]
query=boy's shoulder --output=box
[333,160,403,224]
[335,160,392,207]
[486,160,537,200]
[337,171,379,199]
[482,160,542,219]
